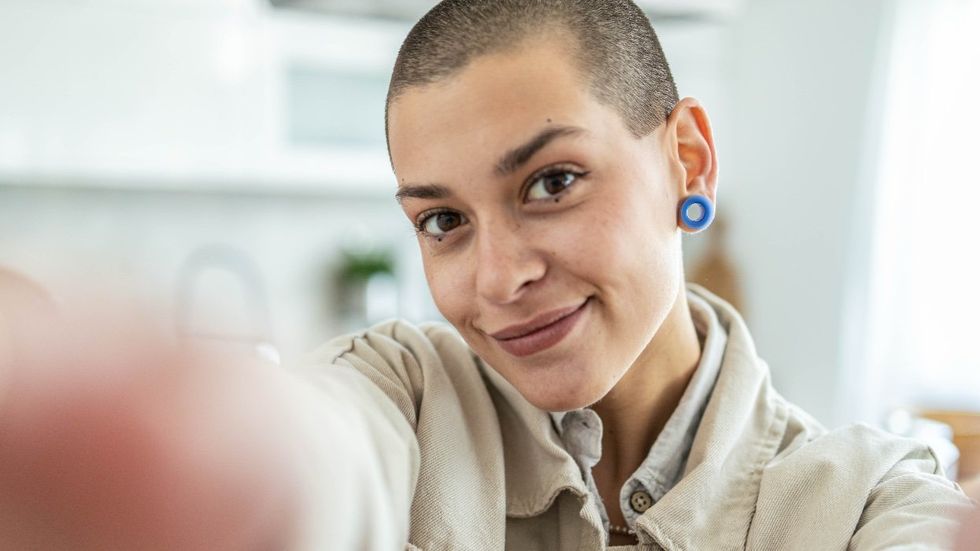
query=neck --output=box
[592,286,702,484]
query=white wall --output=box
[725,0,892,426]
[0,185,428,365]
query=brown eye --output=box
[420,211,464,236]
[526,171,578,201]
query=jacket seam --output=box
[741,393,789,550]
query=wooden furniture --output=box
[920,410,980,482]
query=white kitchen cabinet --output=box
[0,0,406,195]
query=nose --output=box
[473,218,547,305]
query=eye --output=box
[525,169,581,201]
[417,210,466,237]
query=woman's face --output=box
[387,41,688,411]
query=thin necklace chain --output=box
[608,523,637,536]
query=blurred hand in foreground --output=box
[957,477,980,551]
[0,269,304,551]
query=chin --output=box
[476,342,615,412]
[513,374,610,412]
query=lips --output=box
[489,298,590,357]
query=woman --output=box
[0,0,974,550]
[327,0,973,548]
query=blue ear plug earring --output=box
[678,195,714,233]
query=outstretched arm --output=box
[0,272,416,551]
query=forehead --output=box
[387,40,622,180]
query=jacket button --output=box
[629,490,653,513]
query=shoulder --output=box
[297,319,488,430]
[754,415,974,549]
[305,319,471,368]
[772,420,930,482]
[767,401,954,496]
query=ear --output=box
[663,97,719,205]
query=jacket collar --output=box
[635,286,788,549]
[479,358,607,550]
[479,362,590,516]
[480,285,788,550]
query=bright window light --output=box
[866,0,980,416]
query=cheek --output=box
[421,254,471,328]
[579,188,677,277]
[574,178,682,332]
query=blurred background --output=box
[1,0,978,476]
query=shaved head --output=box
[386,0,679,144]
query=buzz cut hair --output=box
[385,0,680,144]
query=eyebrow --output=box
[395,183,452,204]
[495,125,584,176]
[394,124,585,204]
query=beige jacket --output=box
[295,286,974,550]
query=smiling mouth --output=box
[490,298,591,357]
